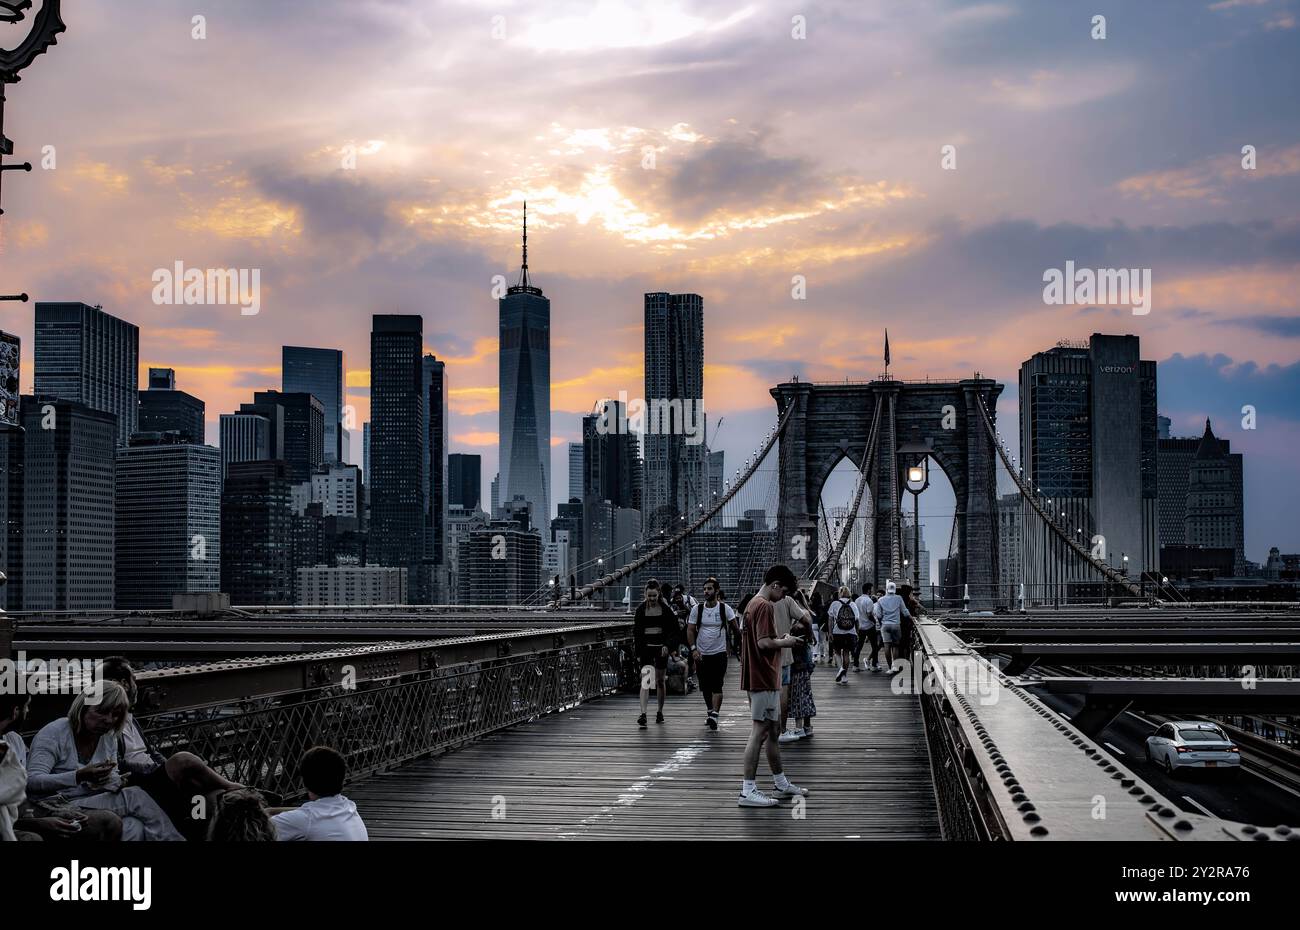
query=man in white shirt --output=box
[852,582,878,671]
[271,746,369,841]
[687,576,738,731]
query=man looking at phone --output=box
[738,564,810,807]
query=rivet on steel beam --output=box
[1174,820,1193,831]
[1030,825,1049,837]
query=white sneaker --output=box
[778,729,803,743]
[773,781,809,798]
[738,786,780,807]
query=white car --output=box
[1145,721,1241,776]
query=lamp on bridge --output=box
[897,439,932,588]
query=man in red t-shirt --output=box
[738,564,811,807]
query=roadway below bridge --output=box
[1034,691,1300,828]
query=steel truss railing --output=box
[133,630,633,802]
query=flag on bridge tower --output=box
[884,329,891,370]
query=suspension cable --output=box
[818,396,882,582]
[552,403,795,607]
[973,396,1143,598]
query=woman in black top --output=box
[633,579,679,728]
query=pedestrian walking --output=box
[828,586,858,684]
[872,580,912,675]
[853,582,879,671]
[687,576,738,731]
[633,579,679,728]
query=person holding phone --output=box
[737,565,810,807]
[25,683,184,841]
[781,590,818,741]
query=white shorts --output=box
[749,690,781,722]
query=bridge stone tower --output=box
[772,377,1003,606]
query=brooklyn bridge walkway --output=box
[349,662,940,840]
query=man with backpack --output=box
[828,585,859,685]
[687,576,738,731]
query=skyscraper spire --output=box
[518,201,531,289]
[508,201,542,296]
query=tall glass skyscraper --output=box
[424,355,449,601]
[370,315,426,603]
[498,205,551,526]
[1018,333,1158,591]
[644,292,705,530]
[116,434,221,608]
[34,302,139,447]
[283,346,348,462]
[448,453,482,510]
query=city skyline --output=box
[2,1,1297,564]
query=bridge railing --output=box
[908,617,1284,840]
[122,623,635,802]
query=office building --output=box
[1018,334,1158,595]
[448,453,482,510]
[297,564,407,606]
[1184,419,1246,575]
[644,292,705,530]
[568,442,584,503]
[138,368,206,444]
[115,433,221,609]
[707,449,724,502]
[446,504,489,603]
[1158,417,1245,576]
[221,459,295,605]
[219,412,271,480]
[582,399,642,511]
[456,521,542,606]
[252,390,323,482]
[498,206,551,526]
[283,346,348,462]
[18,396,117,610]
[996,492,1024,596]
[363,422,371,487]
[370,315,428,600]
[310,462,364,519]
[34,302,139,447]
[0,331,21,609]
[424,355,449,601]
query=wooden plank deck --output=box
[350,661,941,840]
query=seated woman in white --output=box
[25,682,185,842]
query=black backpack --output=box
[833,598,856,632]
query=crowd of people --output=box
[0,655,369,843]
[631,565,924,808]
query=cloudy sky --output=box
[1,0,1298,565]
